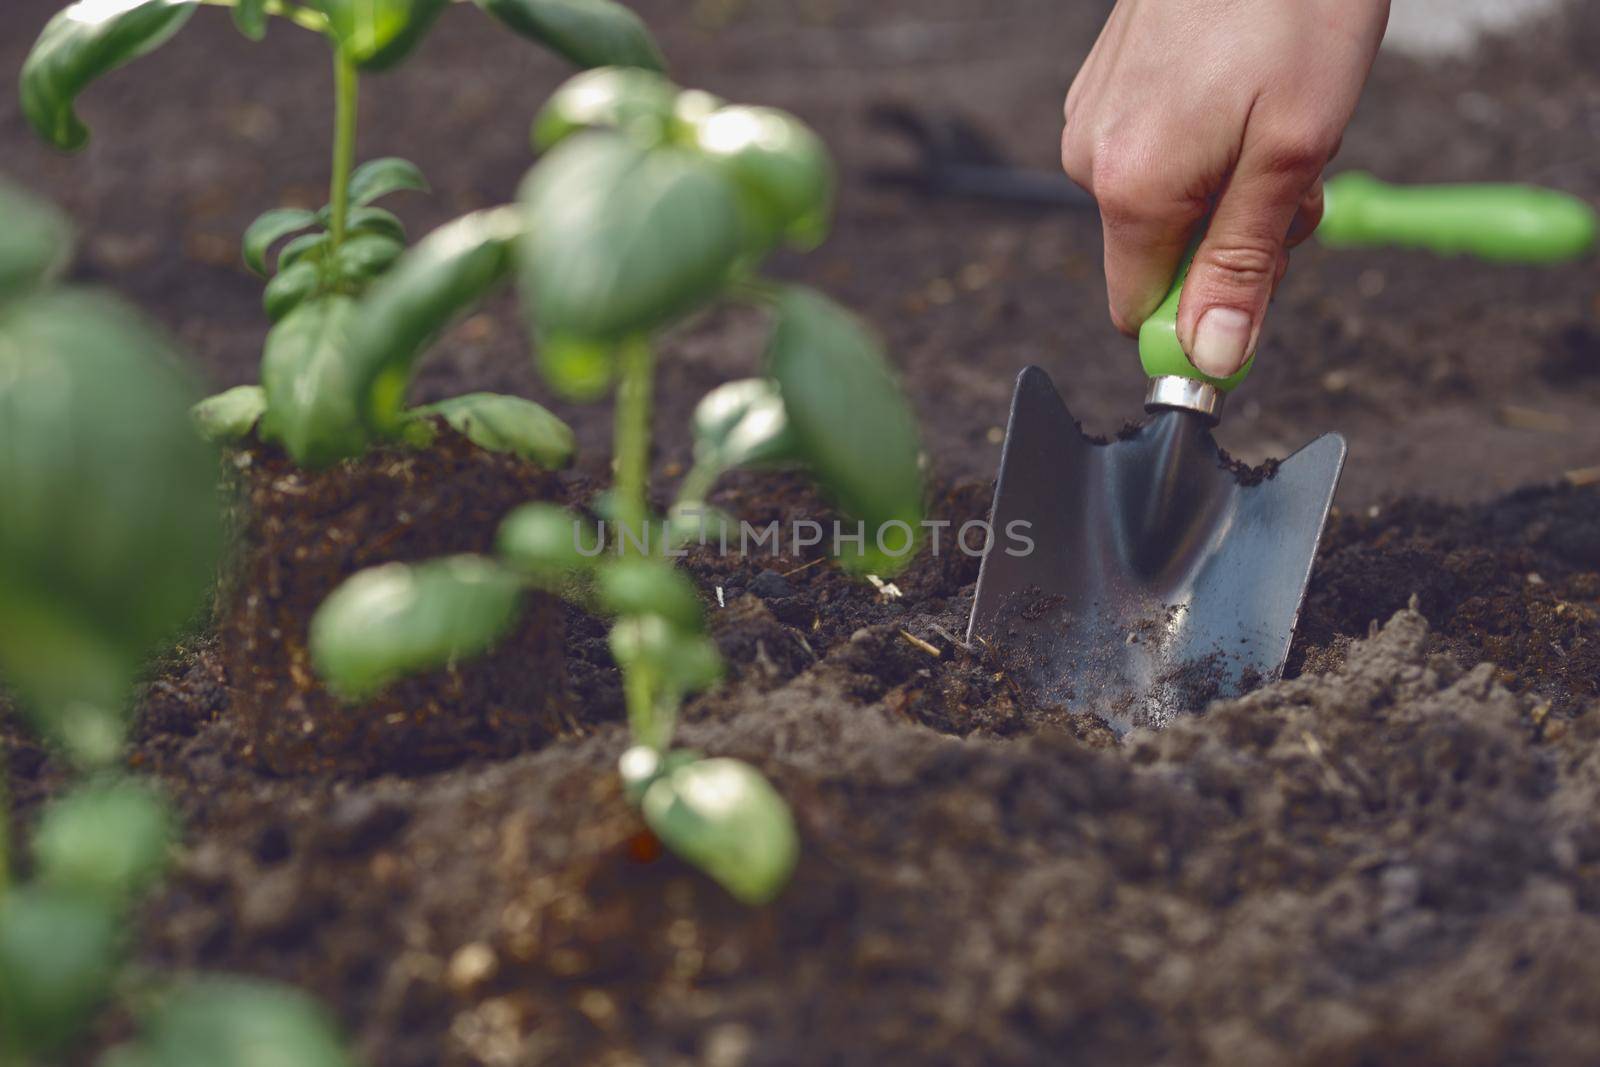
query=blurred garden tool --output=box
[968,178,1597,732]
[866,105,1094,208]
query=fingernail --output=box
[1190,307,1253,378]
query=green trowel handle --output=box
[1319,172,1598,263]
[1137,175,1599,392]
[1137,253,1254,393]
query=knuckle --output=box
[1256,129,1337,178]
[1197,241,1280,288]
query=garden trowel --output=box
[968,176,1598,733]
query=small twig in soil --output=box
[927,623,973,652]
[1563,465,1600,488]
[781,557,826,578]
[1495,405,1571,433]
[899,629,942,658]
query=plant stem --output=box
[328,50,359,250]
[625,665,659,749]
[613,337,656,556]
[675,459,722,513]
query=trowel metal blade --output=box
[967,366,1346,733]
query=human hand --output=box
[1062,0,1389,377]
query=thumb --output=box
[1176,149,1321,378]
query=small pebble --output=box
[447,942,499,995]
[748,569,793,600]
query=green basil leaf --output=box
[20,0,198,152]
[332,232,405,284]
[346,156,430,207]
[691,377,799,473]
[413,392,576,469]
[474,0,664,73]
[598,559,703,631]
[766,287,924,575]
[278,231,330,272]
[0,181,73,301]
[497,502,597,583]
[0,289,221,733]
[695,105,834,250]
[618,744,699,805]
[641,757,798,905]
[262,260,322,322]
[346,205,407,243]
[233,0,268,39]
[34,777,173,903]
[315,0,448,69]
[0,888,119,1058]
[310,555,525,699]
[104,980,354,1067]
[243,207,318,277]
[190,383,267,443]
[345,207,522,433]
[519,132,742,343]
[532,66,677,150]
[258,295,368,466]
[608,615,722,694]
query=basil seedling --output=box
[21,0,665,469]
[0,182,352,1067]
[311,70,927,904]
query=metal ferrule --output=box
[1145,376,1224,423]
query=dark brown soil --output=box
[16,466,1578,1067]
[218,429,573,777]
[2,0,1600,1063]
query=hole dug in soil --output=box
[217,429,579,777]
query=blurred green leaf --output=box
[331,232,405,284]
[345,156,430,207]
[310,556,525,699]
[232,0,268,39]
[598,559,703,631]
[641,757,798,905]
[34,777,173,903]
[694,105,833,250]
[277,232,330,273]
[243,208,318,277]
[190,384,268,443]
[346,205,407,243]
[498,502,598,583]
[766,287,924,575]
[20,0,197,152]
[345,207,522,432]
[0,887,119,1058]
[519,132,742,345]
[0,289,221,736]
[691,377,799,473]
[617,743,698,804]
[258,295,368,466]
[609,614,722,694]
[314,0,448,69]
[475,0,664,73]
[532,66,676,149]
[262,260,322,322]
[107,979,353,1067]
[0,181,73,301]
[413,392,576,468]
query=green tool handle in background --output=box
[1139,173,1600,392]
